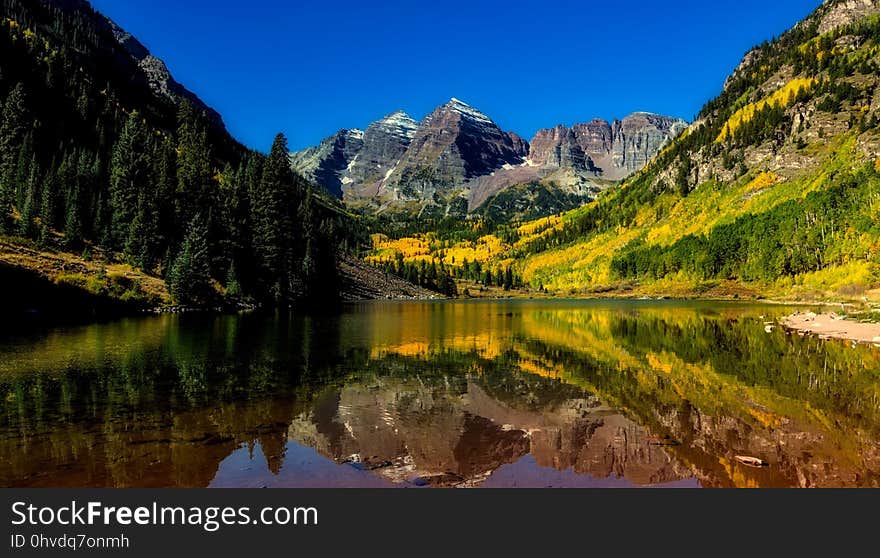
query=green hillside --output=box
[506,2,880,302]
[359,2,880,303]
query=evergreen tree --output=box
[225,261,242,298]
[76,149,100,241]
[167,215,212,305]
[299,192,339,301]
[40,159,58,232]
[176,101,214,227]
[252,133,296,302]
[0,84,27,174]
[18,157,39,238]
[151,137,178,270]
[0,83,28,232]
[63,178,82,250]
[109,112,149,248]
[219,162,250,283]
[11,134,34,210]
[125,188,158,270]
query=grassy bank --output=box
[0,236,171,315]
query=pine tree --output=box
[225,261,242,298]
[18,157,39,238]
[76,149,99,241]
[151,137,177,269]
[0,84,27,172]
[110,112,149,248]
[252,133,295,302]
[298,192,339,301]
[0,83,28,232]
[120,139,160,270]
[63,179,83,250]
[219,162,251,282]
[40,160,58,232]
[167,214,212,305]
[176,101,214,227]
[125,189,158,270]
[11,134,34,210]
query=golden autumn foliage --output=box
[517,215,561,237]
[716,78,816,142]
[743,171,779,193]
[367,232,509,268]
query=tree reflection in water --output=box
[2,300,879,487]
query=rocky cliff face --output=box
[371,98,529,214]
[288,129,364,197]
[528,113,687,180]
[291,111,418,199]
[106,19,225,128]
[528,125,594,171]
[347,111,418,189]
[817,0,880,34]
[291,98,685,218]
[397,98,525,180]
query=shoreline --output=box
[780,311,880,346]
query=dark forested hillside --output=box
[0,0,357,310]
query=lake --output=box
[2,300,879,488]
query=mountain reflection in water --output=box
[2,300,879,488]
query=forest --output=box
[7,0,880,307]
[610,162,880,284]
[0,0,355,308]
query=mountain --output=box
[498,0,880,299]
[288,128,365,198]
[0,0,380,313]
[346,111,419,191]
[377,98,528,216]
[363,0,880,303]
[105,18,225,129]
[291,98,685,220]
[527,114,689,180]
[470,113,688,219]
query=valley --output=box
[5,0,880,495]
[3,0,880,315]
[344,1,880,308]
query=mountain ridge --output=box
[364,0,880,304]
[497,0,880,299]
[291,98,686,220]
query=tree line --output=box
[0,1,351,307]
[377,253,458,296]
[610,163,880,284]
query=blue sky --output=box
[89,0,822,152]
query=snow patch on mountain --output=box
[446,97,493,124]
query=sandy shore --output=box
[781,311,880,345]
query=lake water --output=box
[2,300,879,488]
